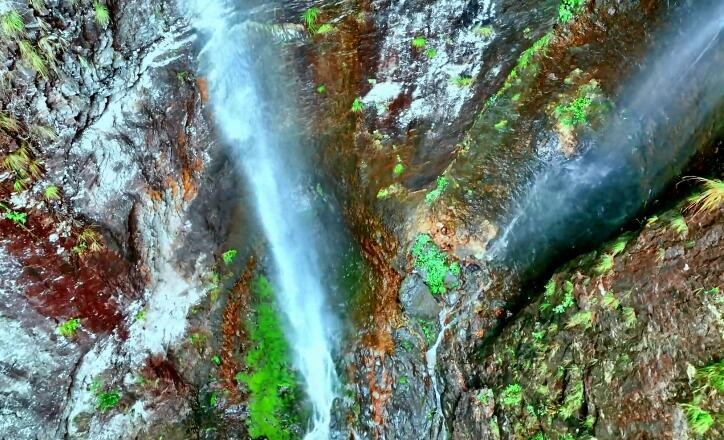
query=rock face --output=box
[0,1,232,438]
[1,0,722,438]
[399,274,440,319]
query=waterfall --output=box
[186,1,338,437]
[490,1,724,278]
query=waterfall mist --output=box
[490,2,724,279]
[186,1,338,437]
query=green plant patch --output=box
[412,234,458,295]
[425,176,449,205]
[501,383,523,406]
[58,318,81,338]
[238,276,301,439]
[97,390,121,412]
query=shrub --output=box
[559,0,586,23]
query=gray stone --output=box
[399,274,441,320]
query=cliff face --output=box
[0,1,230,437]
[1,0,722,439]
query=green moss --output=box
[412,234,458,295]
[393,161,406,177]
[97,390,121,412]
[238,276,301,439]
[555,96,593,127]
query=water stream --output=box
[490,2,724,278]
[186,1,338,437]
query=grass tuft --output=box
[687,177,724,214]
[94,2,111,28]
[1,10,25,40]
[681,404,714,435]
[301,7,321,32]
[19,40,48,78]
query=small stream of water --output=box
[186,1,338,437]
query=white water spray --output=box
[186,1,337,437]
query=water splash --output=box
[490,2,724,278]
[185,1,337,437]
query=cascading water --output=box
[490,1,724,278]
[186,1,337,437]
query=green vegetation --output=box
[494,119,508,131]
[212,355,222,366]
[351,97,364,113]
[425,176,449,204]
[566,311,593,330]
[452,75,474,87]
[475,25,494,38]
[622,306,637,327]
[555,95,593,128]
[58,318,81,338]
[238,276,300,440]
[0,113,20,132]
[1,10,24,40]
[97,390,122,411]
[189,332,208,350]
[687,177,723,214]
[316,23,335,34]
[594,253,613,274]
[669,213,689,236]
[697,360,724,393]
[418,319,438,346]
[3,209,27,226]
[501,383,523,406]
[316,84,327,94]
[18,40,48,78]
[94,2,111,28]
[476,389,493,405]
[558,373,584,419]
[602,292,620,310]
[426,47,438,59]
[682,403,714,435]
[222,249,238,265]
[393,160,405,177]
[559,0,586,23]
[412,36,427,49]
[44,185,61,200]
[73,228,104,257]
[411,234,458,295]
[135,309,147,321]
[553,281,575,314]
[302,7,321,32]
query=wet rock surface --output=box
[1,0,722,438]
